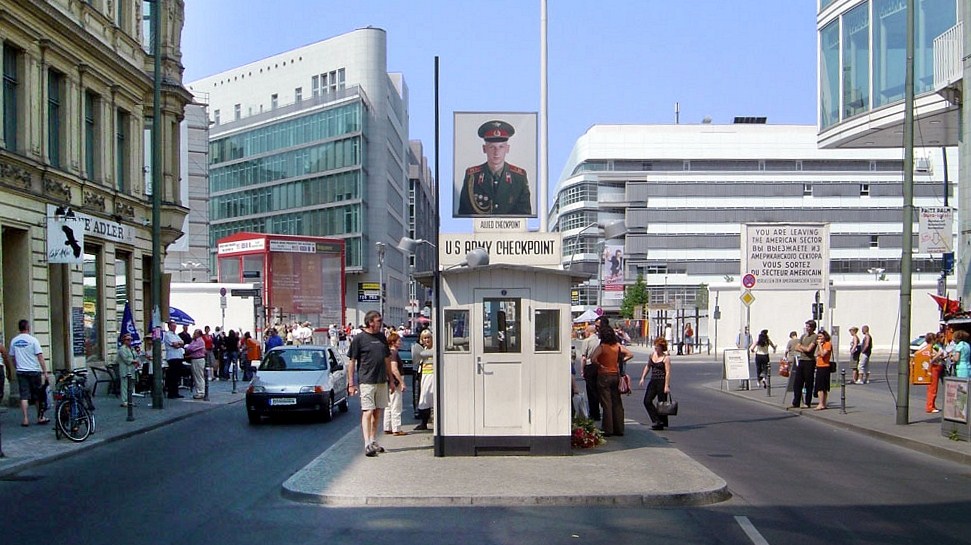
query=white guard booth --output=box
[437,264,581,456]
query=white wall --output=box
[708,278,956,355]
[170,283,261,336]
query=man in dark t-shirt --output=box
[348,311,400,457]
[791,320,819,409]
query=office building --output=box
[186,28,415,327]
[0,0,189,374]
[551,122,956,316]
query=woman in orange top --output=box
[814,328,833,410]
[590,318,633,436]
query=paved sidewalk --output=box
[0,377,246,477]
[709,350,971,466]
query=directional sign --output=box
[742,273,756,289]
[230,288,261,298]
[740,290,756,307]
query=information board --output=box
[743,223,829,291]
[72,306,85,357]
[723,349,751,381]
[918,207,954,254]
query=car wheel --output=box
[247,410,261,425]
[337,395,349,413]
[319,392,333,422]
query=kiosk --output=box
[437,264,583,456]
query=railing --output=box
[933,22,963,92]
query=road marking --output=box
[735,516,769,545]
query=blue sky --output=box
[182,1,820,232]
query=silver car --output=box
[246,345,349,424]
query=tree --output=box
[620,274,649,319]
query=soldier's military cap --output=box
[478,120,515,142]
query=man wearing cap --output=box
[457,120,532,216]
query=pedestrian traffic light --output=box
[811,302,824,320]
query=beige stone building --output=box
[0,0,189,383]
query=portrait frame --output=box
[453,111,538,219]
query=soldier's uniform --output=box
[457,120,533,216]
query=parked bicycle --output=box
[52,368,97,442]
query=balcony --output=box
[934,22,963,104]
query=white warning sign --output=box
[743,223,829,291]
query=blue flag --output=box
[119,302,142,347]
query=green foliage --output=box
[695,283,709,308]
[620,274,649,319]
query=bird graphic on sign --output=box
[62,225,82,259]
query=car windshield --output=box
[399,336,418,354]
[262,349,328,371]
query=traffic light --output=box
[811,302,824,320]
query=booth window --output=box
[534,309,560,352]
[83,247,103,362]
[444,309,469,352]
[483,298,521,353]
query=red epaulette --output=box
[466,165,483,174]
[507,164,526,175]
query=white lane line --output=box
[734,515,770,545]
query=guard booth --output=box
[437,264,582,456]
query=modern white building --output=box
[186,28,418,327]
[816,0,967,301]
[551,122,957,347]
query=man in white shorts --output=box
[348,311,401,457]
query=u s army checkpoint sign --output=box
[742,223,829,291]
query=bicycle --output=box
[52,369,97,442]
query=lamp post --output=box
[375,242,386,317]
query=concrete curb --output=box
[0,396,244,478]
[713,384,971,466]
[281,425,732,508]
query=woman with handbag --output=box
[639,337,672,430]
[590,318,632,437]
[750,329,776,388]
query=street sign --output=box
[219,287,227,297]
[220,296,227,309]
[740,290,756,307]
[742,273,756,289]
[230,288,261,297]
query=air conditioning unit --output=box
[915,156,932,174]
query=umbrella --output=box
[416,316,431,324]
[168,307,195,326]
[573,309,599,323]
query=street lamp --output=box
[397,237,436,331]
[375,242,386,317]
[867,267,886,281]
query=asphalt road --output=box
[2,360,970,545]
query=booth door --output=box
[474,289,530,436]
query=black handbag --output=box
[657,393,678,416]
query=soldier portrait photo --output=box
[454,112,537,218]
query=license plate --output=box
[269,397,297,406]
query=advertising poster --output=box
[602,243,624,302]
[943,379,969,423]
[453,111,537,218]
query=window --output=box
[213,109,220,125]
[320,72,328,94]
[295,87,302,102]
[115,109,130,192]
[140,0,152,52]
[329,70,337,93]
[84,91,100,180]
[444,309,469,352]
[860,183,870,196]
[83,248,103,362]
[234,103,241,120]
[3,43,20,151]
[842,2,870,119]
[483,298,521,353]
[870,235,879,248]
[116,0,127,30]
[819,19,839,128]
[803,183,813,197]
[337,68,345,90]
[47,69,64,167]
[534,309,560,352]
[311,75,319,97]
[271,94,278,110]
